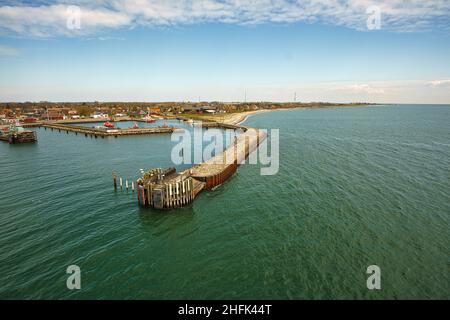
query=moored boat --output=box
[103,121,116,128]
[158,122,170,129]
[130,122,139,129]
[144,114,156,123]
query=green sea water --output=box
[0,104,449,299]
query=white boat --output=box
[144,114,156,123]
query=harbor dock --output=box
[135,168,206,209]
[42,123,176,137]
[0,125,37,144]
[135,127,267,209]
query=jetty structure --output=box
[134,123,267,209]
[14,117,179,138]
[0,124,37,144]
[42,122,177,138]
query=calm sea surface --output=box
[0,105,449,299]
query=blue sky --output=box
[0,0,449,103]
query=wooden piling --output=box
[113,173,117,190]
[142,186,146,205]
[149,186,153,205]
[137,185,141,203]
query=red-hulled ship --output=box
[103,122,116,128]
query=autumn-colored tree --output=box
[76,105,92,117]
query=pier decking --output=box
[136,168,206,209]
[42,123,176,137]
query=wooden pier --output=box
[135,127,267,209]
[136,168,206,209]
[0,124,37,144]
[0,130,37,144]
[42,123,177,137]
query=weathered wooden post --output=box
[169,183,173,207]
[113,173,117,190]
[187,178,191,202]
[176,182,180,206]
[137,185,141,204]
[141,185,146,206]
[147,184,152,207]
[167,184,170,208]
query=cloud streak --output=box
[2,80,449,103]
[345,84,385,95]
[428,79,450,87]
[0,45,20,56]
[0,3,131,37]
[0,0,449,38]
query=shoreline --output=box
[219,103,394,126]
[222,110,270,125]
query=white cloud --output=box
[428,79,450,87]
[0,4,131,37]
[346,84,385,94]
[2,80,449,103]
[0,0,449,38]
[0,45,19,57]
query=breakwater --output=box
[135,125,267,209]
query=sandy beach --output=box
[218,109,271,125]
